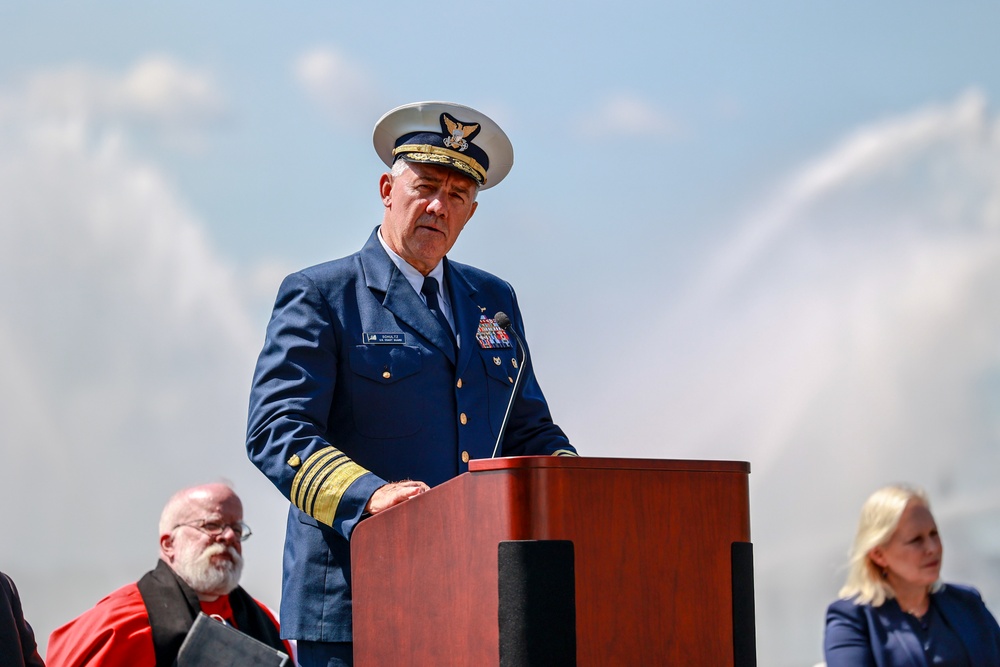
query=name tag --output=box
[363,332,405,345]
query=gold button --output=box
[461,451,470,463]
[382,371,391,379]
[460,413,468,425]
[288,454,301,468]
[456,378,463,389]
[508,376,514,384]
[511,359,518,368]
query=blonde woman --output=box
[825,484,1000,666]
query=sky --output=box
[2,3,1000,665]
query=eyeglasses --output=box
[172,519,252,542]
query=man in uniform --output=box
[46,483,291,666]
[246,101,575,667]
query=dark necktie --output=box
[421,276,455,345]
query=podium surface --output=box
[352,456,753,665]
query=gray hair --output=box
[388,159,481,198]
[390,158,409,178]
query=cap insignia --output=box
[442,113,480,153]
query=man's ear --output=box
[459,201,478,233]
[379,173,392,206]
[160,533,175,561]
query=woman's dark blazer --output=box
[825,583,1000,666]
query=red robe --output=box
[46,582,293,666]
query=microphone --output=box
[491,311,530,458]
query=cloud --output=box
[293,46,382,129]
[0,56,228,153]
[693,90,996,306]
[572,92,680,140]
[0,59,283,644]
[0,68,258,509]
[119,56,228,127]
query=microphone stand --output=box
[491,312,529,458]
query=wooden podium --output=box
[352,456,755,666]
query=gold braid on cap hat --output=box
[392,144,487,186]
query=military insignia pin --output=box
[475,315,512,349]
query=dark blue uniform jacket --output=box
[247,227,574,642]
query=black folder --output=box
[176,612,289,667]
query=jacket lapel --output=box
[934,587,988,665]
[447,261,481,378]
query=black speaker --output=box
[498,540,576,666]
[732,541,757,667]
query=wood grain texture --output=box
[352,456,752,666]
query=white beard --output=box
[172,541,244,597]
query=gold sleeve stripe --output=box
[290,447,370,526]
[312,463,369,527]
[301,451,347,515]
[552,449,578,457]
[291,449,343,510]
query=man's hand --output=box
[365,480,430,515]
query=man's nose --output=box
[217,525,240,542]
[425,195,446,216]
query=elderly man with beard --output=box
[46,483,292,666]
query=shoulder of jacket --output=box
[827,596,873,619]
[829,596,862,610]
[448,259,504,284]
[297,253,362,280]
[938,582,983,601]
